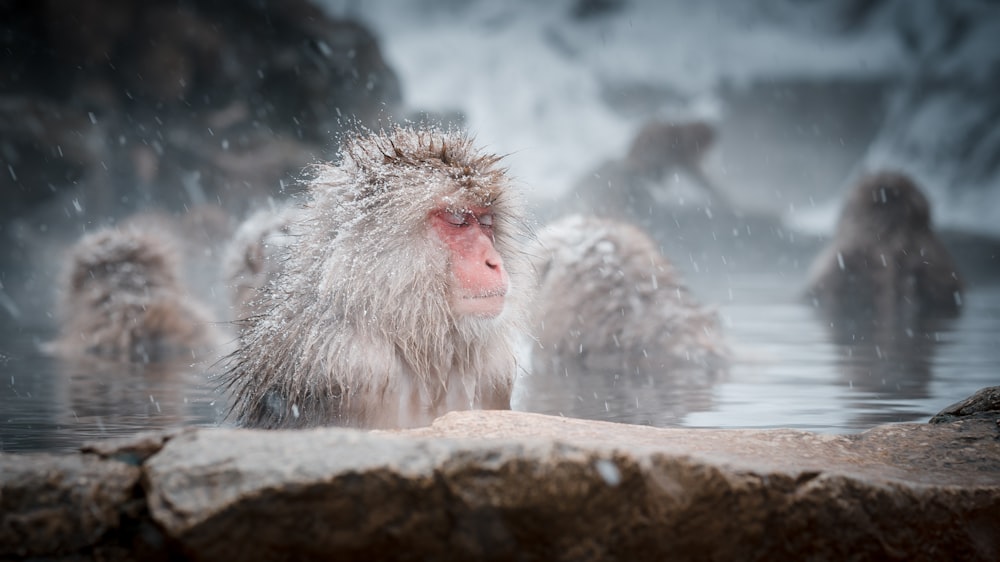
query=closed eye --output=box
[444,211,470,227]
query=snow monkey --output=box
[566,120,729,225]
[223,204,300,323]
[806,170,963,333]
[51,225,220,363]
[529,214,729,373]
[223,126,533,429]
[625,120,720,197]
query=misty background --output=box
[346,0,1000,235]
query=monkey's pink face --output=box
[431,206,509,318]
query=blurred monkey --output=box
[566,120,728,225]
[806,170,963,335]
[51,225,221,362]
[224,204,300,323]
[529,214,729,373]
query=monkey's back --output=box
[531,215,728,372]
[806,171,963,326]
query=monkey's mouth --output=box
[455,289,507,318]
[467,288,507,299]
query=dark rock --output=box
[867,3,1000,196]
[930,386,1000,424]
[0,0,402,223]
[0,453,140,559]
[0,0,405,325]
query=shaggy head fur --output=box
[223,126,533,429]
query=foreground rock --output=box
[2,396,999,561]
[0,453,140,559]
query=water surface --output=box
[4,271,996,453]
[516,272,999,434]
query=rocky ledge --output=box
[2,388,999,561]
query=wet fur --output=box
[223,126,533,429]
[223,204,300,323]
[530,215,728,372]
[806,171,963,331]
[52,226,219,362]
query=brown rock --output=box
[142,410,1000,561]
[144,429,452,559]
[3,388,998,561]
[0,453,140,559]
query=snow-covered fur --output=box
[51,225,220,362]
[222,126,533,429]
[806,171,963,332]
[530,215,728,372]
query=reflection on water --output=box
[2,277,999,452]
[689,279,1000,432]
[1,326,226,452]
[514,362,723,428]
[517,275,1000,434]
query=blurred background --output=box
[1,0,998,451]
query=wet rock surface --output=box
[930,385,1000,424]
[1,392,999,561]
